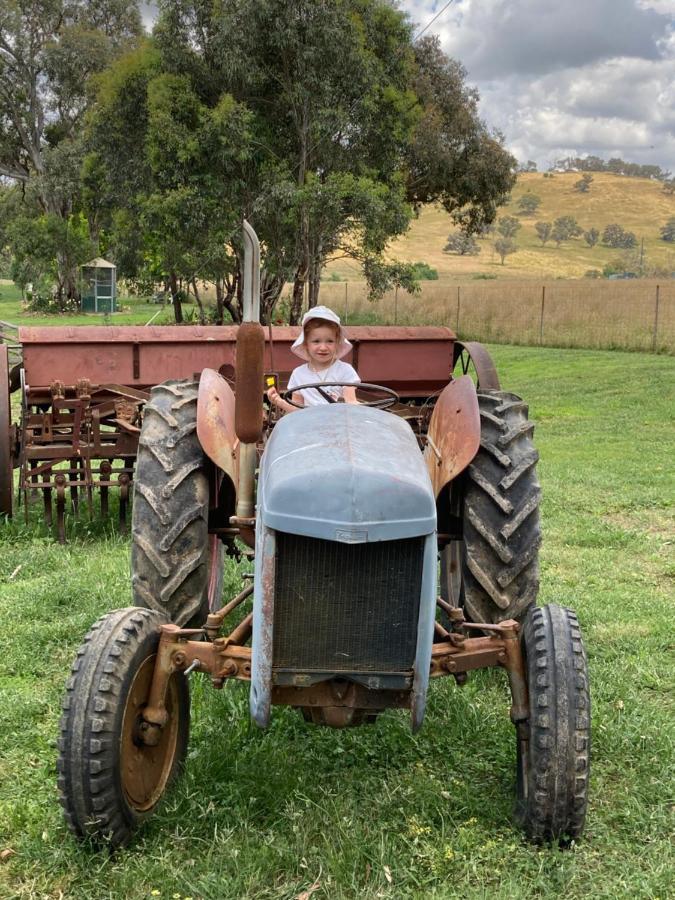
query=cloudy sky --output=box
[141,1,675,173]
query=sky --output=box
[140,1,675,174]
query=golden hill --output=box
[326,172,675,281]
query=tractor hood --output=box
[258,404,436,542]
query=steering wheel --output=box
[282,381,399,409]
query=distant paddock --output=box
[311,279,675,353]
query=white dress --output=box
[287,360,360,407]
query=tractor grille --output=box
[272,533,424,674]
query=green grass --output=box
[0,280,180,328]
[1,346,674,899]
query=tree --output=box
[497,215,521,239]
[518,160,537,172]
[602,223,638,249]
[444,233,480,255]
[575,173,593,193]
[405,36,515,235]
[535,221,552,245]
[660,218,675,242]
[88,2,516,323]
[517,193,541,216]
[551,215,582,246]
[494,238,517,265]
[584,227,599,247]
[0,1,142,298]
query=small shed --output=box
[80,258,117,313]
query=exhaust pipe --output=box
[234,221,265,523]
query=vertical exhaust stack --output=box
[235,221,264,522]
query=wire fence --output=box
[315,279,675,353]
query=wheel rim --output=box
[0,346,12,517]
[452,341,500,390]
[121,654,181,812]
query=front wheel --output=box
[57,607,190,847]
[515,605,590,844]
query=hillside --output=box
[326,172,675,281]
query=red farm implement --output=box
[1,323,477,541]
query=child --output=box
[267,305,360,412]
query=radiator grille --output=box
[272,533,424,673]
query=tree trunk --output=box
[290,268,306,325]
[260,272,286,325]
[215,281,225,325]
[190,277,206,324]
[224,271,241,323]
[169,271,183,323]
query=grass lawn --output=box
[0,345,673,899]
[0,280,177,329]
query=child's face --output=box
[305,324,338,366]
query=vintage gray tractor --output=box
[57,224,590,848]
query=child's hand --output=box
[266,385,280,406]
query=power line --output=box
[414,0,458,42]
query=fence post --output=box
[394,285,398,325]
[539,285,546,345]
[344,281,348,324]
[652,284,660,352]
[456,285,461,333]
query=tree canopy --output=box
[0,1,142,297]
[85,0,515,322]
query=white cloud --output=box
[138,1,675,172]
[401,0,675,171]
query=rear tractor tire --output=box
[516,605,590,843]
[441,390,541,625]
[131,380,223,627]
[57,607,190,848]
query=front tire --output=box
[515,605,591,843]
[57,607,190,847]
[131,380,223,627]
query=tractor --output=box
[57,223,590,848]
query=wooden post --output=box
[394,285,399,325]
[652,284,660,352]
[344,281,348,324]
[539,285,546,345]
[456,285,461,333]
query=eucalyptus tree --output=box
[0,0,142,298]
[88,0,515,322]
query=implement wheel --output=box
[0,346,12,517]
[131,380,223,627]
[57,607,190,847]
[516,605,590,843]
[441,389,541,624]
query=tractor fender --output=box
[197,368,238,489]
[425,375,481,497]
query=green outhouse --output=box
[81,258,117,313]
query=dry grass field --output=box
[313,279,675,353]
[325,172,675,281]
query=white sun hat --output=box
[291,305,353,361]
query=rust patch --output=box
[425,375,480,496]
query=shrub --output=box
[410,261,439,279]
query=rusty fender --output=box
[197,367,238,488]
[424,375,481,497]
